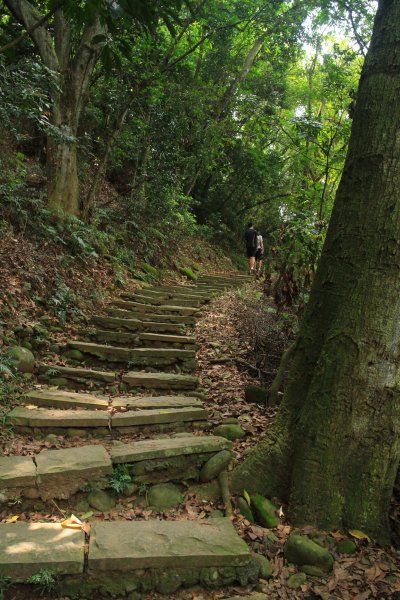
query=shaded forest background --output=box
[0,0,375,308]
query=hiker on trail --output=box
[255,231,264,274]
[244,222,257,274]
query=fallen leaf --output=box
[61,514,83,529]
[349,529,371,542]
[5,515,19,523]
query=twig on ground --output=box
[209,356,274,377]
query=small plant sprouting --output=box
[108,464,132,494]
[46,367,59,377]
[0,575,12,600]
[27,568,57,596]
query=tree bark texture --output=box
[232,0,400,542]
[4,0,104,214]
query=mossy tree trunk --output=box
[232,0,400,542]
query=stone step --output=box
[132,289,211,301]
[124,293,205,307]
[109,434,232,464]
[7,406,207,431]
[0,445,112,501]
[104,307,195,325]
[0,520,255,592]
[0,523,85,579]
[25,388,202,410]
[88,329,196,349]
[0,436,230,500]
[91,314,185,334]
[122,371,198,390]
[38,364,117,385]
[155,285,217,296]
[112,299,199,316]
[68,341,197,369]
[25,389,110,410]
[88,518,251,571]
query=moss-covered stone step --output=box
[0,523,85,579]
[7,406,207,432]
[89,330,196,349]
[25,389,110,410]
[113,395,203,409]
[129,289,211,301]
[122,371,198,390]
[68,342,196,369]
[125,293,205,308]
[112,299,199,316]
[24,388,202,411]
[112,407,207,429]
[91,314,184,334]
[88,519,251,571]
[0,445,112,500]
[7,406,110,428]
[156,285,217,296]
[109,434,231,464]
[104,307,195,325]
[38,364,117,384]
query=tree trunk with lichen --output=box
[232,0,400,543]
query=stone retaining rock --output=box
[214,423,246,441]
[147,483,183,511]
[7,346,35,373]
[199,450,232,482]
[284,534,334,572]
[251,494,279,528]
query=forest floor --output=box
[1,279,400,600]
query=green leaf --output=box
[81,511,94,520]
[243,489,251,506]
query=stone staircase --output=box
[0,273,258,597]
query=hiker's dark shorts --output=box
[246,247,256,258]
[255,248,263,260]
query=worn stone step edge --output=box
[7,406,208,428]
[0,519,253,581]
[91,315,186,334]
[112,299,199,316]
[104,308,195,324]
[37,364,117,382]
[88,330,197,348]
[24,389,203,410]
[122,371,198,390]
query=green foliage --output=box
[0,575,11,600]
[48,282,84,326]
[141,263,159,279]
[108,464,132,494]
[27,569,57,596]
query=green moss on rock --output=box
[336,539,357,554]
[7,346,35,373]
[147,483,183,511]
[236,496,255,523]
[284,534,334,572]
[253,553,273,578]
[287,572,307,589]
[214,424,246,441]
[200,450,232,482]
[251,494,279,528]
[180,267,197,281]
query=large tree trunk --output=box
[232,0,400,543]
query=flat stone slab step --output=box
[35,445,112,499]
[132,289,211,300]
[91,314,184,334]
[110,434,231,463]
[0,523,85,579]
[155,285,216,296]
[38,364,117,383]
[104,307,195,325]
[68,342,196,367]
[126,293,205,307]
[25,389,110,410]
[88,519,250,571]
[122,371,198,390]
[0,445,112,500]
[24,389,202,410]
[112,299,199,316]
[8,407,110,428]
[7,406,207,429]
[88,330,196,348]
[113,395,202,409]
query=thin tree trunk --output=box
[232,0,400,542]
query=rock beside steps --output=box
[0,519,258,596]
